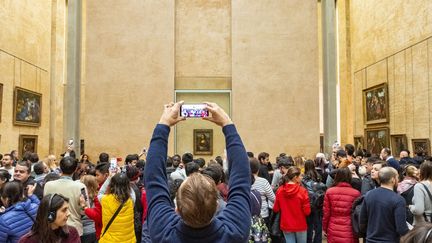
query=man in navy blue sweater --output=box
[360,167,409,243]
[144,101,251,243]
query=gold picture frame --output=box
[365,127,390,155]
[390,134,408,158]
[412,138,431,156]
[13,87,42,127]
[193,129,213,155]
[19,135,38,157]
[363,83,389,125]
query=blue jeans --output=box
[283,231,307,243]
[306,210,322,243]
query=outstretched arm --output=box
[204,102,252,241]
[144,101,185,240]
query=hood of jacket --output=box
[280,183,301,198]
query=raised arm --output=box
[203,102,251,240]
[144,101,185,240]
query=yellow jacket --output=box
[99,194,136,243]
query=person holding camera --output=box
[144,101,251,243]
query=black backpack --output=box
[400,184,416,224]
[302,178,327,210]
[351,195,366,238]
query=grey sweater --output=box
[409,180,432,225]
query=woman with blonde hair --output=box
[80,175,98,242]
[45,155,60,174]
[398,165,419,225]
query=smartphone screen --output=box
[110,158,117,173]
[180,104,209,118]
[81,187,90,207]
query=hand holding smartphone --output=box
[110,158,118,174]
[180,104,209,118]
[80,187,90,208]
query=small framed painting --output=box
[365,127,389,156]
[390,134,408,158]
[193,129,213,155]
[363,83,389,125]
[13,87,42,126]
[19,135,38,157]
[412,139,431,156]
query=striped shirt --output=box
[252,175,275,218]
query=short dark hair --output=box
[95,162,109,174]
[22,152,32,162]
[182,153,194,164]
[185,162,200,176]
[2,154,11,160]
[33,162,45,175]
[125,154,139,164]
[0,169,11,182]
[249,158,260,174]
[278,156,292,168]
[1,181,25,204]
[345,144,355,156]
[125,165,141,181]
[382,147,391,156]
[258,152,269,162]
[195,158,205,168]
[166,156,173,167]
[336,149,347,158]
[214,156,223,167]
[247,152,254,158]
[16,161,31,173]
[201,164,223,184]
[60,157,78,175]
[172,155,181,168]
[29,153,39,163]
[99,152,109,163]
[355,149,364,158]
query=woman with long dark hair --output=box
[323,167,360,243]
[0,181,39,243]
[19,194,80,243]
[302,159,325,243]
[96,172,135,243]
[273,166,311,242]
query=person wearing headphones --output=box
[19,193,80,243]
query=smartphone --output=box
[180,104,209,118]
[80,187,90,208]
[110,158,117,173]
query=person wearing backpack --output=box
[302,159,326,243]
[323,167,360,243]
[397,165,418,225]
[409,160,432,225]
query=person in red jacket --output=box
[273,166,311,242]
[323,167,360,243]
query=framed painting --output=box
[0,83,3,122]
[390,134,408,158]
[412,139,431,156]
[193,129,213,155]
[363,83,389,125]
[365,127,390,155]
[354,136,364,151]
[13,87,42,126]
[18,135,38,157]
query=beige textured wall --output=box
[82,1,175,160]
[0,0,54,158]
[343,1,432,155]
[232,0,319,159]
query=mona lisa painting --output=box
[193,129,213,155]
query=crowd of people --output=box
[0,101,431,243]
